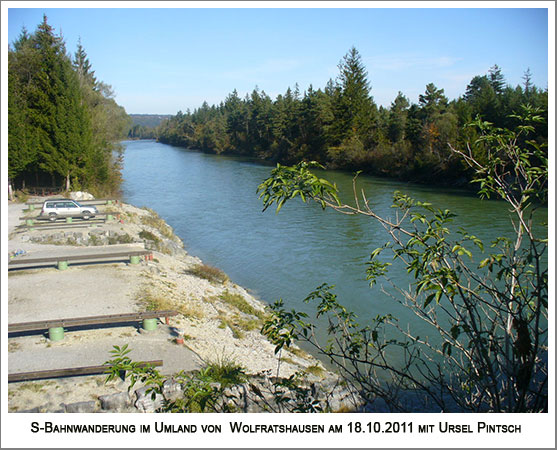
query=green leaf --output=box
[424,293,436,308]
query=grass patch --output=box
[107,233,135,245]
[218,290,264,319]
[139,229,160,242]
[137,288,206,320]
[8,342,21,353]
[235,316,261,332]
[304,364,326,378]
[280,356,297,366]
[179,302,206,320]
[217,317,244,339]
[205,358,247,387]
[288,346,311,359]
[187,264,229,284]
[36,236,68,246]
[13,190,29,203]
[89,234,102,246]
[140,209,175,240]
[15,380,55,393]
[216,311,263,339]
[8,270,37,277]
[136,288,174,311]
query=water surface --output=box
[121,140,546,341]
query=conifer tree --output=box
[8,16,129,194]
[331,47,375,144]
[488,64,506,95]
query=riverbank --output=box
[7,195,363,413]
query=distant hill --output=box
[129,114,172,128]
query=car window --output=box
[45,203,54,208]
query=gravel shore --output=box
[6,195,337,413]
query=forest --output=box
[8,16,131,196]
[157,47,547,185]
[8,20,548,193]
[127,114,172,140]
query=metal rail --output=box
[8,310,179,333]
[8,360,163,383]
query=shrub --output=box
[205,357,247,387]
[186,263,229,284]
[139,230,160,242]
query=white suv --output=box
[41,199,98,221]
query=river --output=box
[121,140,547,342]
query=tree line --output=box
[8,16,131,196]
[127,114,171,140]
[157,47,547,185]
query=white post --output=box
[8,179,14,201]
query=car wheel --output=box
[48,213,57,222]
[82,211,91,220]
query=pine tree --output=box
[31,16,94,191]
[73,38,97,92]
[332,47,375,143]
[419,83,448,119]
[522,68,533,97]
[8,29,41,187]
[387,92,410,142]
[8,16,129,194]
[488,64,505,95]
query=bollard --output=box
[29,205,35,211]
[106,214,113,222]
[26,219,34,227]
[142,318,158,331]
[48,327,64,342]
[130,255,140,265]
[57,261,69,270]
[66,217,73,223]
[107,200,113,206]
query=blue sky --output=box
[5,4,551,115]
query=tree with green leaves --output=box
[328,47,377,150]
[257,105,547,412]
[522,68,533,97]
[157,48,547,189]
[23,16,93,191]
[8,16,130,195]
[488,64,506,95]
[386,92,410,143]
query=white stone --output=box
[70,191,95,201]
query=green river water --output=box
[121,140,547,345]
